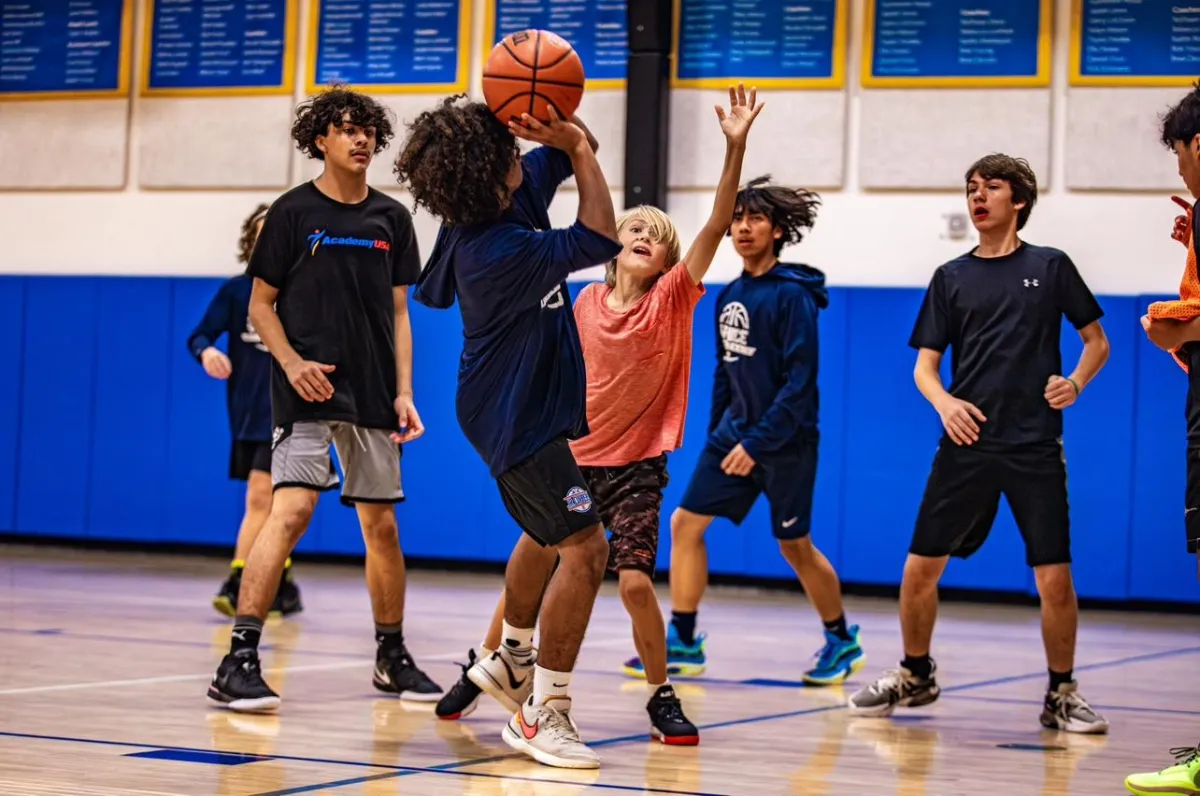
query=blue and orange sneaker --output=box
[621,625,708,679]
[801,625,866,686]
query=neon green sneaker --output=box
[1125,744,1200,795]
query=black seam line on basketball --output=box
[5,645,1195,793]
[481,73,585,89]
[529,30,540,119]
[245,643,1200,796]
[537,47,573,69]
[500,40,536,70]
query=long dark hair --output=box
[239,203,270,271]
[729,175,822,255]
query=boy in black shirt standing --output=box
[206,86,442,712]
[395,98,620,769]
[848,154,1112,735]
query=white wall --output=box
[0,0,1191,296]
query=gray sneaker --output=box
[847,662,940,717]
[1040,681,1110,734]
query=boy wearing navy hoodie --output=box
[658,176,867,686]
[394,98,620,770]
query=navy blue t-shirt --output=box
[186,275,273,443]
[413,146,623,477]
[909,242,1104,449]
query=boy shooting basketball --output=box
[660,174,865,688]
[188,203,301,620]
[848,154,1111,736]
[433,83,764,746]
[206,86,441,713]
[1125,80,1200,795]
[395,97,619,769]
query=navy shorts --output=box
[678,440,817,540]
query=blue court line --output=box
[0,627,365,660]
[4,644,1198,796]
[248,642,1200,795]
[954,694,1200,717]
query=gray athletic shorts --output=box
[271,421,403,505]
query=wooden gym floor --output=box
[1,543,1198,795]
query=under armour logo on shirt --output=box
[1023,278,1039,288]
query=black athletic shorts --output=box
[496,437,602,547]
[1187,445,1200,554]
[230,440,272,481]
[910,440,1070,567]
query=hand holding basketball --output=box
[508,107,586,152]
[716,83,765,145]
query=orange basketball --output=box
[482,29,585,125]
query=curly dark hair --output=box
[393,94,520,227]
[1161,80,1200,150]
[964,153,1038,230]
[291,84,395,160]
[728,175,822,256]
[239,203,269,268]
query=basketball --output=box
[482,29,585,125]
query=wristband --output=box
[1066,377,1080,395]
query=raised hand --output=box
[715,82,765,145]
[1172,195,1193,248]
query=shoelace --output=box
[455,649,478,676]
[1051,689,1090,721]
[539,707,583,744]
[870,669,908,694]
[653,695,688,724]
[1162,745,1200,772]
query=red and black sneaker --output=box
[647,684,699,745]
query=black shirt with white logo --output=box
[247,182,421,430]
[909,242,1104,450]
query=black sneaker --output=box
[847,661,941,717]
[373,645,444,703]
[212,568,241,618]
[207,650,281,713]
[435,648,483,720]
[1040,681,1110,734]
[648,684,699,745]
[270,567,303,617]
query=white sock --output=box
[501,622,535,664]
[534,664,571,709]
[647,677,669,697]
[478,643,494,658]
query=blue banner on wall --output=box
[309,0,469,93]
[143,0,295,95]
[674,0,847,88]
[863,0,1051,87]
[487,0,628,86]
[1072,0,1200,85]
[0,0,132,99]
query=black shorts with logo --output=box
[496,437,602,547]
[910,440,1070,567]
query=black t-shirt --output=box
[909,242,1104,450]
[247,182,421,430]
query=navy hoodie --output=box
[413,146,623,477]
[186,274,273,443]
[709,262,829,460]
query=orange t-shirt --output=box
[570,264,705,467]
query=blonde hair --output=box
[606,205,682,287]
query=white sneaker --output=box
[502,697,600,769]
[467,648,534,713]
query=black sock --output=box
[230,616,263,655]
[823,614,852,641]
[1049,668,1073,692]
[375,622,405,657]
[671,611,697,646]
[902,654,932,680]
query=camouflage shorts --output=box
[580,454,669,576]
